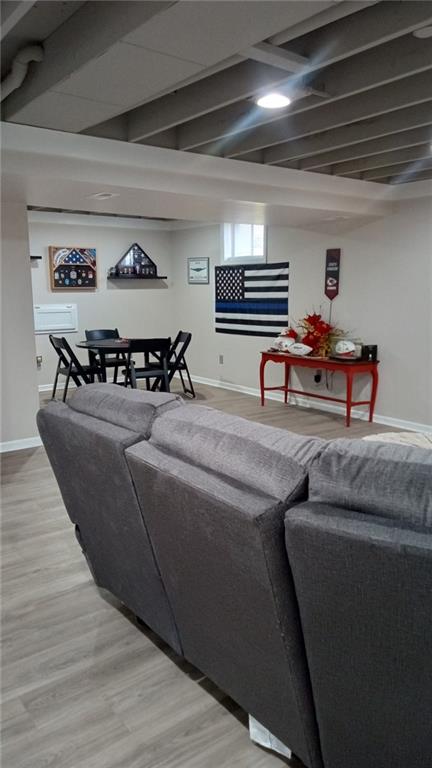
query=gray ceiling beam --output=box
[312,34,432,107]
[334,145,432,176]
[361,157,432,181]
[268,2,378,45]
[287,126,432,170]
[138,128,178,149]
[128,8,432,149]
[127,53,244,117]
[3,1,174,118]
[81,115,129,141]
[242,42,309,73]
[220,72,432,159]
[177,35,432,152]
[388,169,432,184]
[0,0,37,40]
[127,60,310,142]
[284,0,432,68]
[266,102,432,165]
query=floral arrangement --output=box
[281,312,345,357]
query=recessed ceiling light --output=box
[413,26,432,38]
[256,93,291,109]
[87,192,119,200]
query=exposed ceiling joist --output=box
[265,103,432,165]
[221,72,432,158]
[268,1,378,45]
[290,126,432,170]
[127,61,309,143]
[361,157,432,181]
[388,169,432,184]
[2,0,431,186]
[3,1,175,119]
[176,35,432,152]
[242,42,309,73]
[0,0,36,40]
[334,144,432,176]
[284,0,432,68]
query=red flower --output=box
[315,320,333,336]
[305,313,322,328]
[286,328,297,339]
[302,332,316,348]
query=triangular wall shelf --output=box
[108,243,167,280]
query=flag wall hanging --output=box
[215,262,289,337]
[49,246,97,291]
[324,249,341,301]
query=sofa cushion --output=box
[150,405,325,502]
[68,383,182,438]
[309,438,432,528]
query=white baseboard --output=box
[38,378,114,393]
[38,382,79,392]
[37,374,432,435]
[0,436,42,454]
[38,383,58,393]
[188,374,432,434]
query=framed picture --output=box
[188,257,209,284]
[49,246,97,291]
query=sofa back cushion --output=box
[150,405,325,502]
[285,501,432,768]
[309,438,432,528]
[37,399,181,652]
[126,440,324,768]
[68,383,182,438]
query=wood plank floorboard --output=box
[2,383,398,767]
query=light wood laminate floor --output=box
[2,384,397,768]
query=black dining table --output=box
[76,338,131,382]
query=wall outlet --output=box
[36,355,43,367]
[219,354,224,365]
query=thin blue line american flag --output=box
[215,262,289,337]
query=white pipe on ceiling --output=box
[1,45,44,102]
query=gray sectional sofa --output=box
[37,384,432,768]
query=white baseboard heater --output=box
[34,304,78,335]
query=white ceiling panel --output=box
[124,1,334,66]
[53,41,203,108]
[9,90,121,132]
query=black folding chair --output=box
[146,331,195,397]
[122,338,171,392]
[49,335,102,402]
[85,328,126,384]
[167,331,195,397]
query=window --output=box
[222,223,266,263]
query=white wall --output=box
[29,219,174,388]
[10,198,432,447]
[171,199,432,429]
[1,202,40,445]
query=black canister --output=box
[362,344,378,362]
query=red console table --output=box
[260,351,379,427]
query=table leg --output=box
[284,363,290,404]
[99,352,107,382]
[88,350,98,382]
[345,371,353,427]
[369,367,379,422]
[130,362,137,389]
[260,358,267,406]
